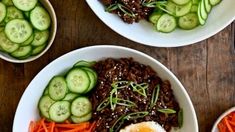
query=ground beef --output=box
[90,58,180,132]
[100,0,154,23]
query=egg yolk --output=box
[130,124,155,132]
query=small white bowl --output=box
[86,0,235,47]
[0,0,57,63]
[13,45,198,132]
[212,107,235,132]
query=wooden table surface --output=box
[0,0,234,132]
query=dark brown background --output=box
[0,0,234,132]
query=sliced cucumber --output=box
[197,3,206,25]
[71,112,92,123]
[0,26,4,32]
[4,6,24,23]
[166,1,176,15]
[73,60,96,68]
[21,33,34,46]
[43,87,49,95]
[204,0,212,13]
[71,97,92,117]
[63,93,79,102]
[48,76,68,101]
[200,0,208,20]
[156,14,177,33]
[5,19,33,43]
[149,10,163,24]
[172,0,190,5]
[178,13,199,30]
[0,3,6,23]
[192,0,199,4]
[175,2,192,17]
[209,0,221,6]
[38,95,55,119]
[12,0,38,11]
[30,6,51,30]
[31,30,49,46]
[2,0,14,6]
[49,101,71,122]
[66,68,90,94]
[81,67,97,93]
[0,32,19,53]
[190,5,198,12]
[31,44,46,55]
[11,45,32,58]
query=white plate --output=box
[212,107,235,132]
[13,45,198,132]
[86,0,235,47]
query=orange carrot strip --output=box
[225,117,234,132]
[50,122,55,132]
[228,120,235,126]
[88,122,96,132]
[55,122,90,128]
[41,118,48,132]
[62,123,90,132]
[65,120,71,124]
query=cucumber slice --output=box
[49,101,71,122]
[156,14,177,33]
[149,10,163,24]
[2,0,14,6]
[209,0,221,6]
[192,0,199,4]
[204,0,212,13]
[31,44,46,55]
[71,97,92,117]
[12,0,37,11]
[38,95,55,119]
[0,26,4,32]
[166,1,176,15]
[63,93,79,102]
[71,112,92,123]
[43,87,49,95]
[197,3,206,25]
[66,68,90,94]
[73,60,96,68]
[0,3,6,23]
[4,6,24,23]
[30,6,51,30]
[31,30,49,46]
[172,0,190,5]
[11,45,32,58]
[48,76,68,101]
[0,32,19,53]
[190,5,198,12]
[175,2,192,17]
[81,68,97,93]
[5,19,33,43]
[200,0,208,20]
[178,13,199,30]
[21,33,34,46]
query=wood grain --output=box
[0,0,234,131]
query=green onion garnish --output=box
[178,109,183,128]
[115,98,137,107]
[105,3,118,12]
[130,82,148,97]
[117,4,135,17]
[111,81,130,89]
[110,115,125,132]
[150,84,160,109]
[124,111,149,120]
[96,97,110,111]
[157,108,176,114]
[110,89,118,111]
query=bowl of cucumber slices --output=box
[0,0,57,63]
[86,0,235,47]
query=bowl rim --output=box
[13,45,199,132]
[85,0,235,47]
[0,0,57,63]
[211,106,235,132]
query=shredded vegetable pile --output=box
[218,112,235,132]
[29,118,96,132]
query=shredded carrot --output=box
[29,118,97,132]
[218,112,235,132]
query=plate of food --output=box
[13,45,198,132]
[86,0,235,47]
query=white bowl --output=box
[0,0,57,63]
[86,0,235,47]
[13,45,198,132]
[212,107,235,132]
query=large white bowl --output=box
[0,0,57,63]
[13,45,198,132]
[86,0,235,47]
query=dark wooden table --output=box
[0,0,234,132]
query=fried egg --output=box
[120,121,166,132]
